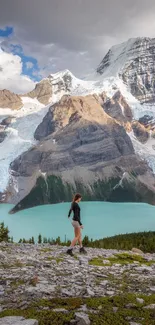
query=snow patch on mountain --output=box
[0,97,49,192]
[100,76,155,120]
[97,37,155,78]
[97,38,138,77]
[128,131,155,173]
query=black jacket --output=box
[68,202,82,225]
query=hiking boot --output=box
[67,249,74,256]
[79,247,87,254]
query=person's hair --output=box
[72,193,82,202]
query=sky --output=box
[0,0,155,93]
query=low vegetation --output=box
[0,222,11,242]
[89,252,155,267]
[1,294,155,324]
[1,222,155,253]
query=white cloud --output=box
[0,48,35,93]
[1,0,155,83]
[25,61,34,69]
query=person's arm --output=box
[68,203,73,218]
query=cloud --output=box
[25,61,34,69]
[0,48,35,93]
[0,0,155,79]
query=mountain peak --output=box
[97,37,155,77]
[48,69,73,79]
[97,37,155,104]
[0,89,22,110]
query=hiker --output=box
[67,193,87,256]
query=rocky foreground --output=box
[1,243,155,324]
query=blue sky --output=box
[0,26,41,82]
[0,26,13,37]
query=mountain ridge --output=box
[1,36,155,210]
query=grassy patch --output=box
[86,294,155,325]
[89,257,110,267]
[47,257,64,264]
[33,297,83,310]
[40,248,52,253]
[0,260,23,269]
[10,279,26,288]
[89,253,155,267]
[112,253,155,266]
[0,309,74,325]
[1,295,155,325]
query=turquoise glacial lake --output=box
[0,202,155,242]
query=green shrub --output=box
[0,222,10,242]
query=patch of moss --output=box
[0,309,74,325]
[41,248,52,253]
[10,279,26,288]
[0,261,23,269]
[1,295,155,325]
[33,297,83,310]
[86,294,155,325]
[47,257,64,264]
[89,257,111,267]
[112,252,155,266]
[89,253,155,267]
[13,261,23,267]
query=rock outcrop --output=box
[26,79,52,105]
[0,317,38,325]
[97,37,155,104]
[0,116,15,143]
[0,125,6,143]
[48,69,74,94]
[26,69,80,105]
[0,90,22,110]
[132,121,149,143]
[8,94,155,212]
[103,90,133,123]
[1,116,14,126]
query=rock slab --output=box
[0,317,38,325]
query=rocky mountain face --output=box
[48,69,75,94]
[1,37,155,211]
[26,69,86,105]
[26,79,52,105]
[97,37,155,104]
[0,116,15,143]
[8,94,155,213]
[0,69,83,109]
[103,90,133,125]
[0,89,22,110]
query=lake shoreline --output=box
[0,202,155,243]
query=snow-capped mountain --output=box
[26,69,96,105]
[1,37,155,210]
[0,70,95,194]
[97,37,155,104]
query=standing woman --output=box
[67,193,87,256]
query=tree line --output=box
[1,222,155,253]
